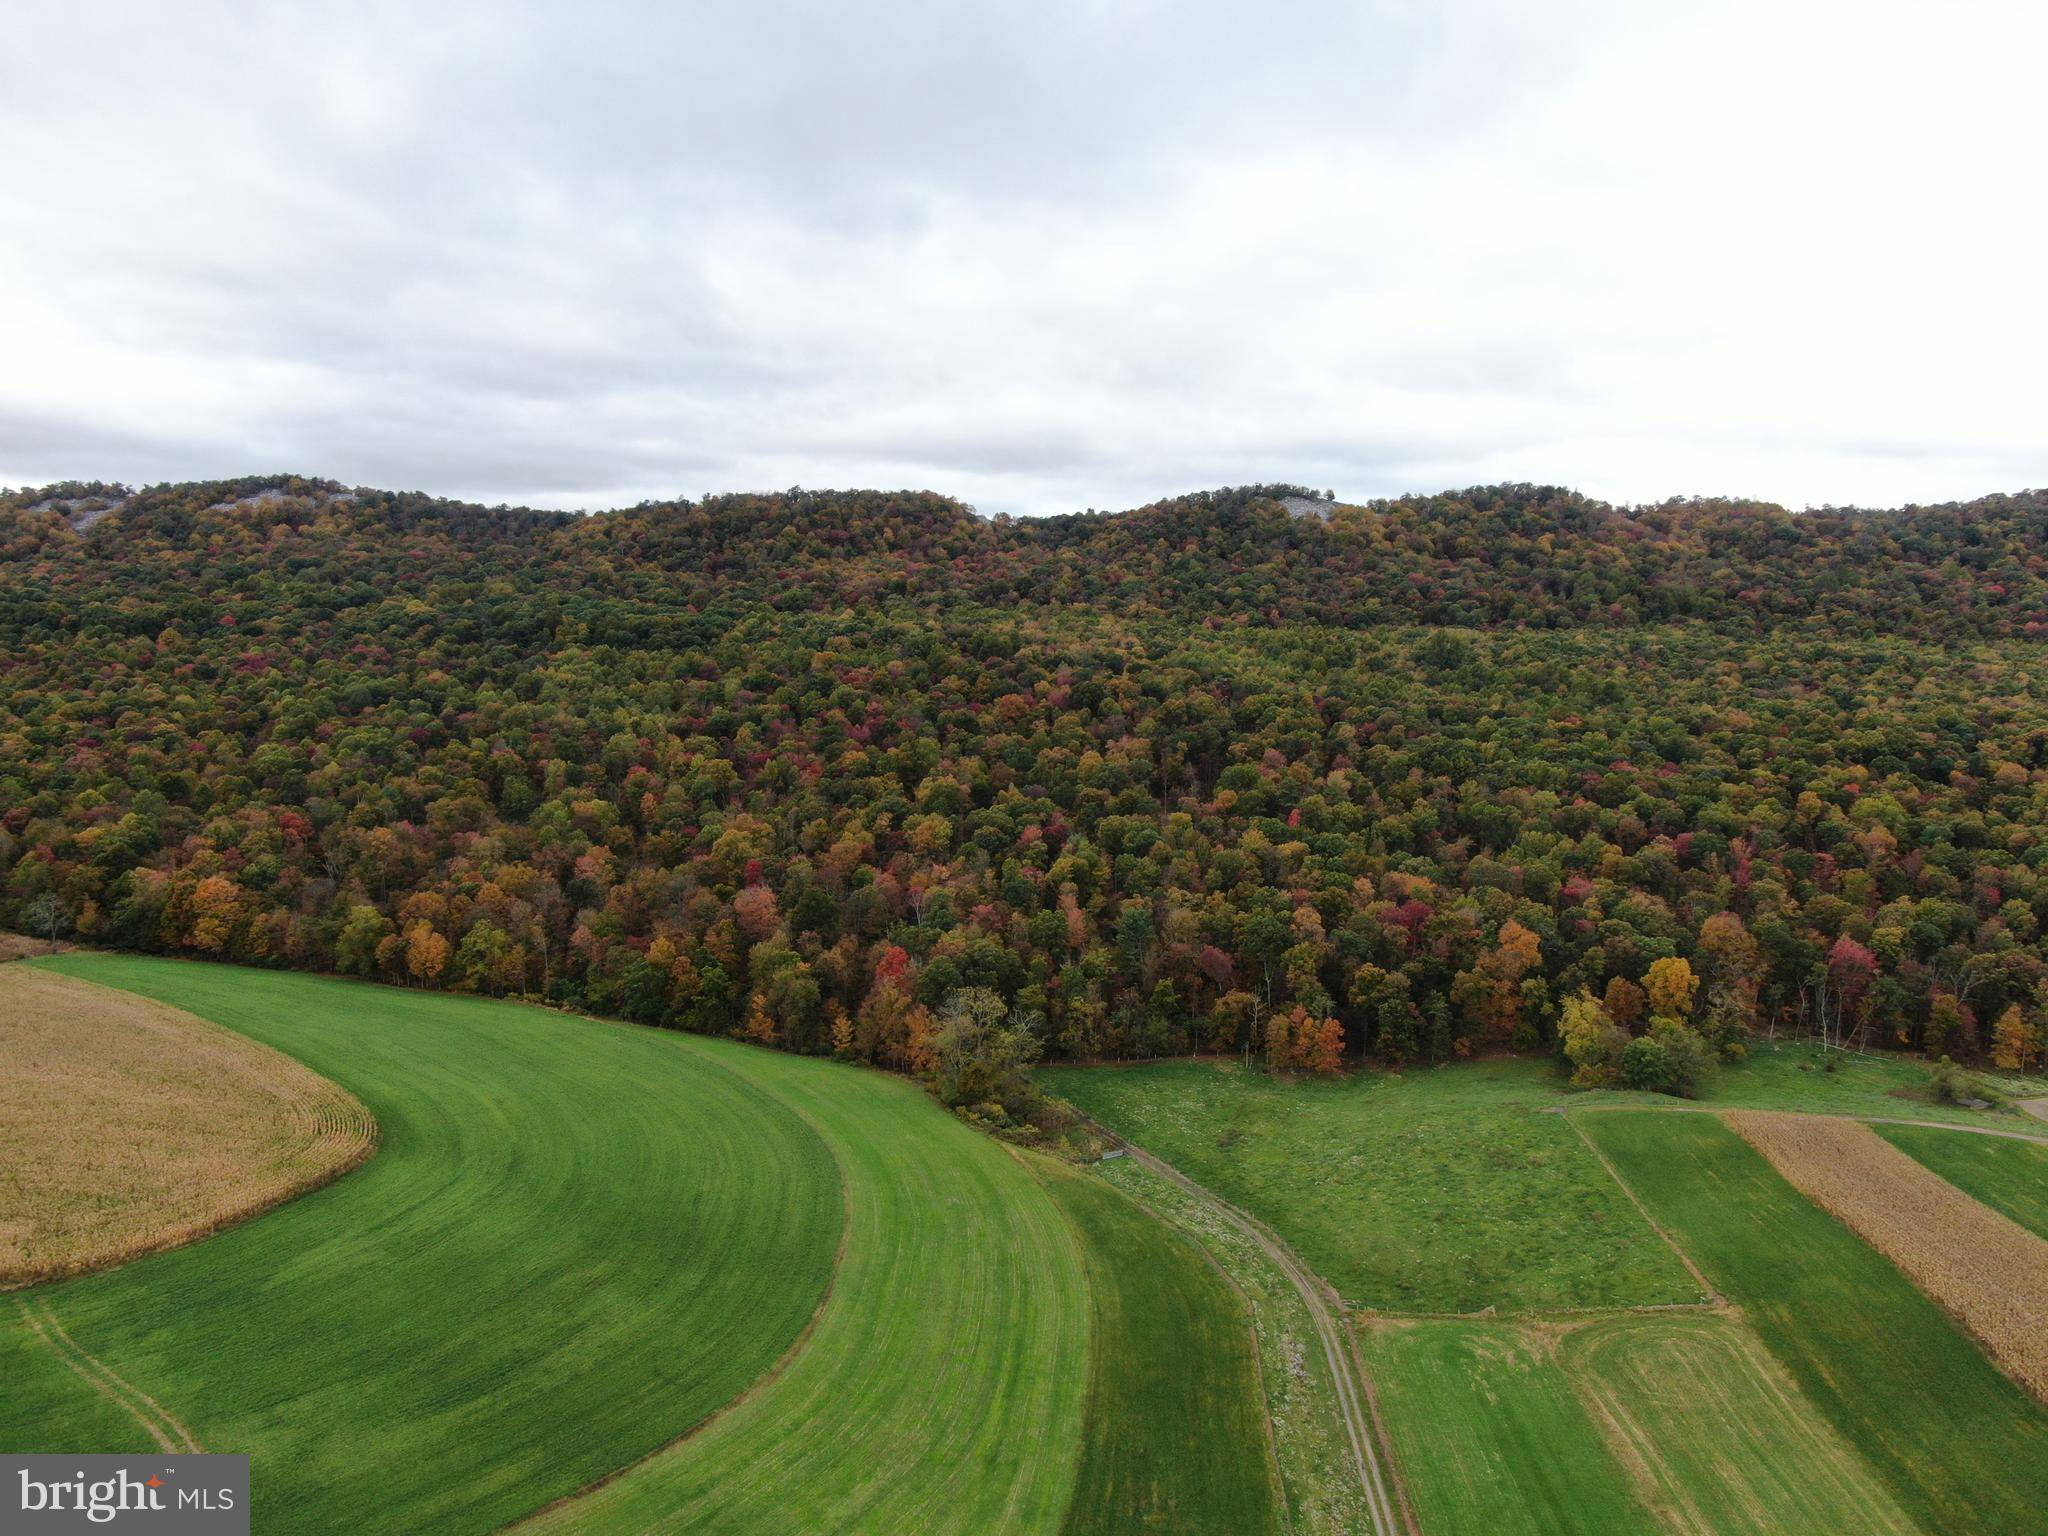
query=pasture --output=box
[1582,1110,2048,1536]
[518,1039,1092,1536]
[1094,1156,1378,1536]
[1575,1038,2045,1127]
[1356,1318,1657,1536]
[1360,1310,1916,1535]
[1045,1058,1699,1312]
[1558,1314,1918,1536]
[7,954,1329,1536]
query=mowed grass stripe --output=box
[1580,1111,2048,1536]
[1356,1318,1660,1536]
[1877,1123,2048,1240]
[1028,1156,1284,1536]
[1559,1314,1920,1536]
[7,957,843,1536]
[521,1038,1091,1536]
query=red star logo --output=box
[147,1476,164,1488]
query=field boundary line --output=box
[1728,1109,2048,1405]
[1085,1129,1416,1536]
[1551,1100,2048,1146]
[2,965,383,1292]
[1352,1299,1721,1323]
[499,1057,852,1534]
[1564,1114,1724,1308]
[16,1294,202,1453]
[1023,1147,1298,1535]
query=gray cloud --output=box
[2,0,2043,515]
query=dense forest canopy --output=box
[4,475,2046,1088]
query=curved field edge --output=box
[1027,1155,1285,1536]
[1876,1122,2048,1240]
[1558,1313,1919,1536]
[1577,1110,2048,1536]
[514,1040,1090,1536]
[6,956,844,1536]
[1093,1155,1377,1536]
[2,965,376,1288]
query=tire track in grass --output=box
[1097,1154,1375,1536]
[15,1294,201,1453]
[1579,1110,2048,1536]
[1106,1140,1412,1536]
[1564,1115,1722,1307]
[1559,1313,1921,1536]
[12,956,844,1536]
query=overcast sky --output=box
[3,0,2043,516]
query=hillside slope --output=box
[4,477,2046,1078]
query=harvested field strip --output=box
[1877,1123,2048,1240]
[515,1040,1091,1536]
[1560,1314,1920,1536]
[1356,1318,1659,1536]
[1031,1157,1284,1536]
[1096,1155,1377,1536]
[1581,1110,2048,1536]
[7,956,844,1535]
[1728,1110,2048,1402]
[0,967,377,1286]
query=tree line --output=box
[3,476,2046,1111]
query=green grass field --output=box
[1357,1317,1658,1536]
[1030,1158,1283,1536]
[1045,1058,1699,1312]
[519,1041,1091,1535]
[26,955,2036,1536]
[1558,1314,1918,1536]
[5,955,1112,1535]
[1581,1110,2048,1536]
[1876,1123,2048,1239]
[1093,1156,1375,1536]
[7,954,844,1533]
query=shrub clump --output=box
[1561,989,1717,1099]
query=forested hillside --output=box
[4,476,2046,1079]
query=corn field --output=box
[1728,1110,2048,1403]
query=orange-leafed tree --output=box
[737,993,781,1047]
[405,919,451,984]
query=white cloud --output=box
[0,0,2041,514]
